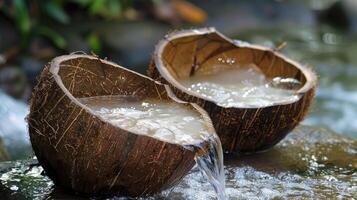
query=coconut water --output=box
[180,63,302,108]
[78,95,227,200]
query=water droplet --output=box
[270,77,302,90]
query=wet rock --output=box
[0,91,32,160]
[0,159,53,200]
[0,125,355,199]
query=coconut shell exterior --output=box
[28,54,215,197]
[148,28,317,153]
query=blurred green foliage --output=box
[76,0,132,18]
[0,0,133,49]
[86,32,101,53]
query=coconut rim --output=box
[153,27,318,109]
[49,54,216,147]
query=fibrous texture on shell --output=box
[148,28,317,153]
[28,54,215,197]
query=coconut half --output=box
[148,27,317,153]
[27,54,216,197]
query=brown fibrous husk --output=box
[148,27,317,153]
[28,54,215,197]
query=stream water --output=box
[78,95,227,200]
[0,125,355,199]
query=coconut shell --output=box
[148,27,317,153]
[28,54,215,197]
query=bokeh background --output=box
[0,0,357,160]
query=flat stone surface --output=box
[0,125,356,199]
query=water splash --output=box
[194,136,226,200]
